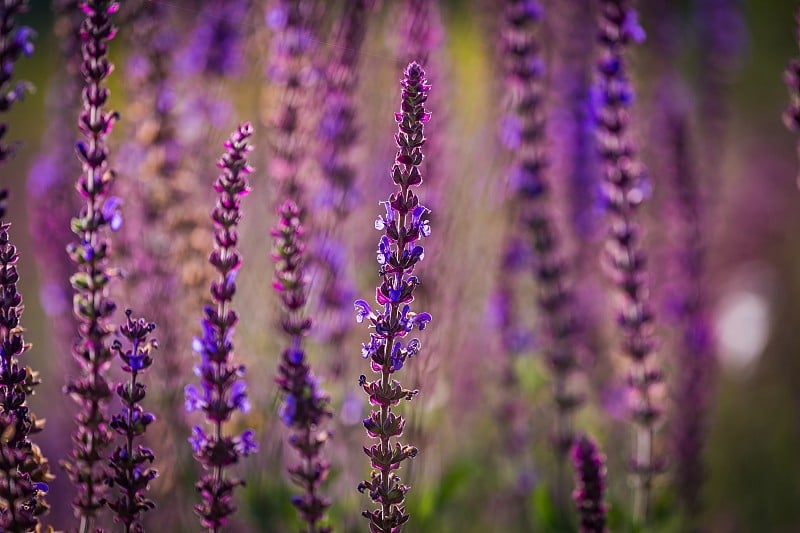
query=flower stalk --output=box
[108,310,159,532]
[184,123,257,532]
[355,62,432,533]
[0,194,52,532]
[510,0,585,448]
[62,2,122,529]
[272,199,332,532]
[594,0,663,523]
[666,110,715,522]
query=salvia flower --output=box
[666,110,715,521]
[185,123,256,532]
[571,435,608,533]
[784,6,800,184]
[492,0,543,369]
[594,0,663,523]
[107,310,158,532]
[355,61,431,533]
[502,0,585,462]
[0,0,34,163]
[62,1,121,528]
[394,0,448,257]
[272,199,333,532]
[0,196,52,532]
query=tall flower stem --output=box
[62,2,122,530]
[501,0,585,505]
[594,0,662,524]
[272,200,332,532]
[108,310,159,532]
[0,194,52,532]
[184,123,257,532]
[665,110,715,524]
[355,62,432,533]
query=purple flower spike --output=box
[571,436,608,533]
[271,199,333,532]
[594,0,663,524]
[186,123,256,532]
[666,109,716,522]
[356,62,432,533]
[0,0,35,163]
[0,196,52,532]
[501,0,585,467]
[62,1,121,528]
[107,310,159,531]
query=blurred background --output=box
[3,0,800,531]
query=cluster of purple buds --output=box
[355,61,432,533]
[184,123,257,531]
[0,198,51,532]
[62,0,122,525]
[0,0,34,163]
[595,0,663,522]
[395,0,445,225]
[272,199,332,532]
[571,435,608,533]
[107,310,158,533]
